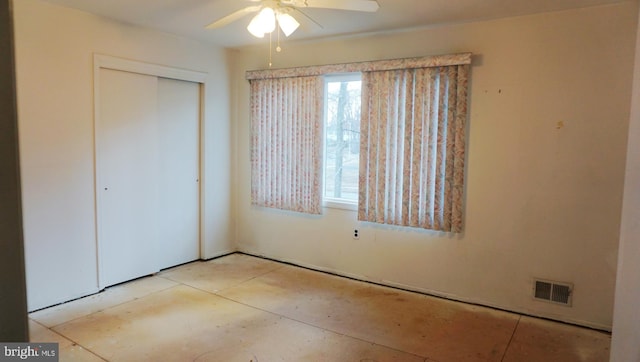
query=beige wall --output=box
[13,0,233,310]
[232,2,639,329]
[611,3,640,361]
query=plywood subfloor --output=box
[29,253,611,361]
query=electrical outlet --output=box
[353,229,359,240]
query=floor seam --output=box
[30,319,108,362]
[501,315,521,362]
[33,281,182,329]
[230,264,287,288]
[211,293,429,360]
[136,283,422,357]
[160,257,286,295]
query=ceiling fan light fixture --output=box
[247,19,265,38]
[247,7,276,38]
[276,12,300,37]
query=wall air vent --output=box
[533,279,573,306]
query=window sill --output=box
[323,199,358,211]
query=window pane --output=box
[324,76,361,202]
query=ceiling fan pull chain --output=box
[269,32,273,68]
[276,25,282,53]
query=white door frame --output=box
[93,54,207,289]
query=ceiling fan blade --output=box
[293,8,324,30]
[204,5,262,29]
[289,0,379,12]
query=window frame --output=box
[322,72,362,211]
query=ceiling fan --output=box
[205,0,380,38]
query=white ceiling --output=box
[41,0,629,48]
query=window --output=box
[323,74,362,208]
[247,53,470,232]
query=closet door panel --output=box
[97,69,160,287]
[157,78,200,268]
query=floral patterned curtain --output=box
[250,76,323,214]
[358,65,469,232]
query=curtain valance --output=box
[246,53,472,80]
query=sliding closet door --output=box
[97,68,160,287]
[157,78,200,267]
[97,70,201,288]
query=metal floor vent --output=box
[533,279,573,306]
